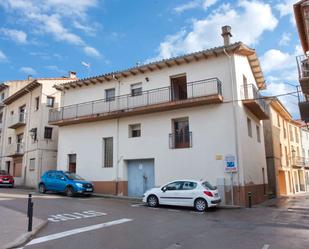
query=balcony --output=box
[298,92,309,122]
[241,84,269,120]
[290,156,309,168]
[296,55,309,95]
[49,78,223,126]
[8,113,26,129]
[6,143,24,158]
[169,132,192,149]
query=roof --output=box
[3,80,41,105]
[55,42,266,91]
[294,0,309,53]
[0,84,8,91]
[268,97,292,121]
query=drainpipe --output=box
[223,48,241,206]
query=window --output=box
[290,125,294,142]
[164,181,184,191]
[182,181,197,190]
[129,124,141,138]
[105,88,115,101]
[277,114,281,127]
[46,96,55,107]
[1,92,4,100]
[285,146,288,166]
[29,158,35,171]
[295,127,299,143]
[131,83,142,96]
[35,97,39,110]
[8,137,11,144]
[283,120,287,139]
[44,127,53,139]
[256,125,261,143]
[170,117,191,148]
[30,128,37,142]
[247,118,252,137]
[103,137,113,168]
[0,112,3,124]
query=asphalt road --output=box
[0,188,309,249]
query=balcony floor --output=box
[50,94,223,126]
[242,100,269,120]
[8,122,26,129]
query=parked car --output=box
[143,180,221,212]
[0,170,14,188]
[38,170,94,197]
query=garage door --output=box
[127,159,155,197]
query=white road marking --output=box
[262,244,270,249]
[48,210,106,222]
[167,209,180,212]
[26,218,133,246]
[131,203,145,207]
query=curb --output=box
[92,193,142,202]
[5,220,48,249]
[218,205,243,209]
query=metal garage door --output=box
[127,159,155,197]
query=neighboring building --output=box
[299,122,309,192]
[294,0,309,121]
[263,98,309,196]
[0,73,77,187]
[49,27,269,206]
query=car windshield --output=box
[65,173,84,180]
[202,181,217,190]
[0,170,8,175]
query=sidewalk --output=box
[0,206,47,249]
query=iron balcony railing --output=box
[241,84,270,115]
[6,142,24,156]
[49,78,222,123]
[296,55,309,79]
[290,156,309,167]
[169,132,192,149]
[8,112,26,128]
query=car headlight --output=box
[75,183,83,188]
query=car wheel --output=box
[65,186,74,197]
[194,198,208,212]
[147,195,159,207]
[38,183,46,194]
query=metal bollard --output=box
[27,194,33,232]
[248,192,252,208]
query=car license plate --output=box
[3,181,9,183]
[86,188,92,191]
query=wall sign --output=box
[224,154,238,173]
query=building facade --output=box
[49,30,269,206]
[0,73,77,187]
[263,99,309,196]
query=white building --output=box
[50,27,269,206]
[0,73,77,187]
[300,123,309,191]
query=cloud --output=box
[0,0,100,57]
[0,50,8,62]
[20,67,37,75]
[260,49,295,73]
[45,65,65,74]
[275,0,296,24]
[151,1,278,61]
[174,0,218,13]
[0,28,27,43]
[83,46,101,58]
[278,32,291,46]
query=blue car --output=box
[38,170,94,197]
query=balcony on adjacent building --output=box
[49,78,223,126]
[241,84,269,120]
[296,55,309,95]
[298,91,309,122]
[290,156,309,168]
[6,143,24,158]
[8,113,26,129]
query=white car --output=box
[142,180,221,212]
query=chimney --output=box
[221,25,232,46]
[68,71,77,79]
[28,75,33,81]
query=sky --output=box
[0,0,302,118]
